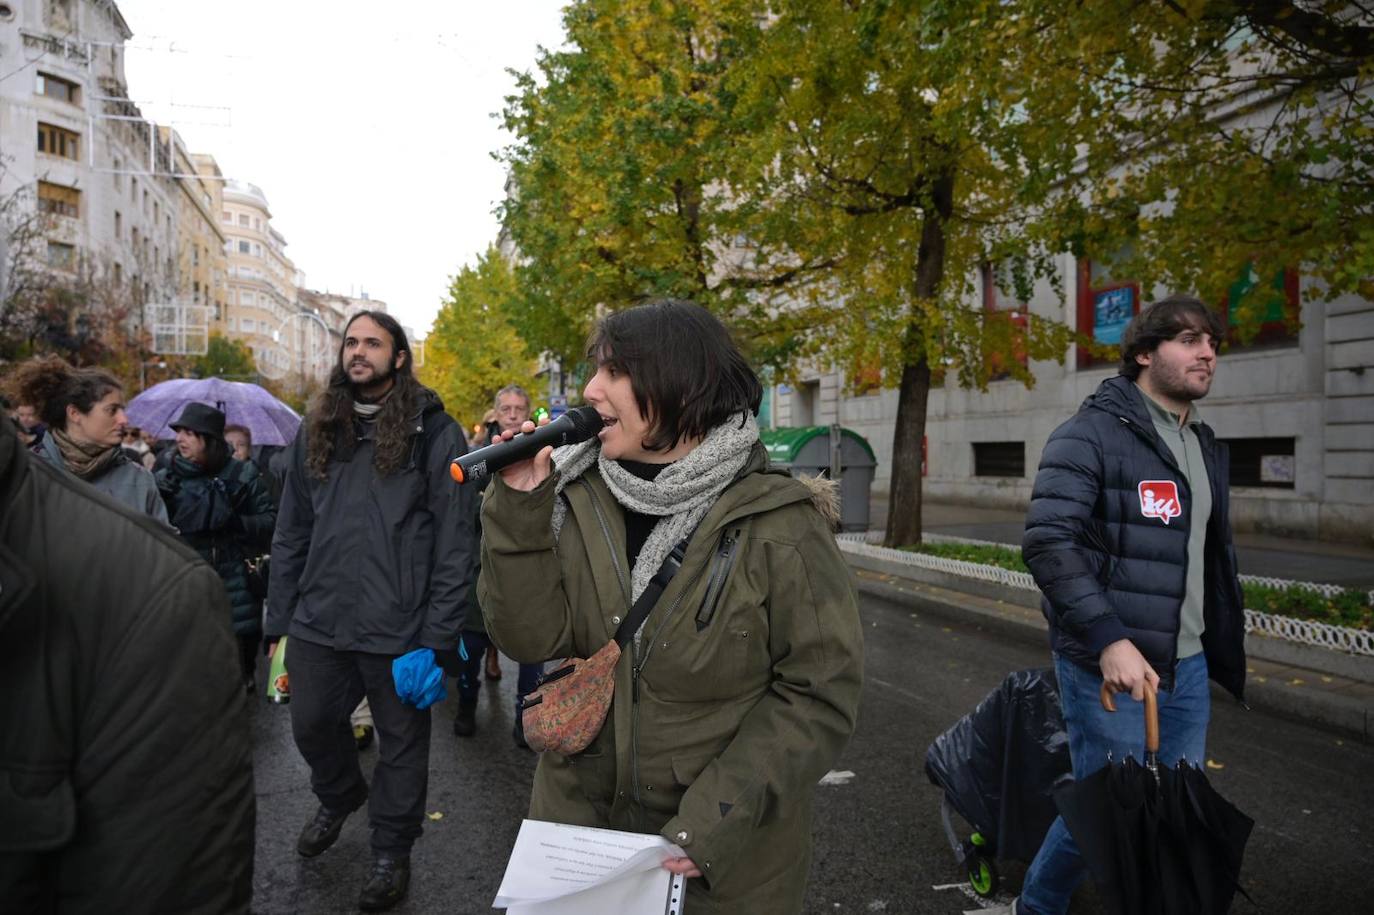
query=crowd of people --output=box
[0,293,1246,915]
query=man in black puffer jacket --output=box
[0,418,254,912]
[1014,296,1247,915]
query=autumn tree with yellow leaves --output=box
[420,247,542,433]
[497,0,1371,546]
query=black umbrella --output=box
[1053,683,1254,915]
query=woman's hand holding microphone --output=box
[495,416,554,492]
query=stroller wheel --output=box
[967,852,999,897]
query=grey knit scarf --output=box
[352,400,383,421]
[551,412,759,607]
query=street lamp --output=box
[139,358,168,392]
[266,310,333,390]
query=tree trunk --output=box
[883,170,954,548]
[884,353,931,546]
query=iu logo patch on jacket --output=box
[1138,480,1182,525]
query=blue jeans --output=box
[456,631,543,709]
[1019,651,1211,915]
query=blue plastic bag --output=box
[392,648,447,710]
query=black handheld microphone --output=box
[449,405,603,486]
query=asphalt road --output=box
[251,593,1374,914]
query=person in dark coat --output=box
[454,383,544,747]
[265,311,476,912]
[0,417,255,912]
[1010,295,1247,915]
[156,403,277,694]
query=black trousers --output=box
[288,636,432,855]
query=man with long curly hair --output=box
[265,311,476,911]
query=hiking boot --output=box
[296,798,362,858]
[453,700,477,737]
[353,724,375,751]
[358,854,410,912]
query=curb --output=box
[848,561,1374,744]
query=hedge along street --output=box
[840,539,1374,743]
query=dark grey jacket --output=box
[35,433,169,524]
[1023,375,1246,700]
[265,388,476,655]
[0,421,255,913]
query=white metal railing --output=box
[837,536,1374,657]
[839,532,1374,601]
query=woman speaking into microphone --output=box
[477,299,863,914]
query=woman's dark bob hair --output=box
[1119,294,1226,380]
[188,429,232,474]
[586,299,762,453]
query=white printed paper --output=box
[494,819,687,914]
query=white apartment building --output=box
[0,0,181,313]
[220,179,300,378]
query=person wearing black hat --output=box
[156,402,277,693]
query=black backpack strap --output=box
[609,476,747,648]
[613,529,696,649]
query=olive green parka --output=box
[478,445,863,914]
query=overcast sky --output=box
[117,0,569,337]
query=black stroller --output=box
[924,668,1073,898]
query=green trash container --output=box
[759,425,878,532]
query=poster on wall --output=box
[1093,284,1136,345]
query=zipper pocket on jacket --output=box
[695,528,742,631]
[630,560,709,815]
[582,481,632,615]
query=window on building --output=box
[253,243,262,257]
[973,441,1025,478]
[46,240,76,270]
[112,157,122,190]
[36,122,80,160]
[132,226,140,249]
[1221,437,1296,489]
[1223,263,1300,349]
[222,210,232,223]
[114,262,122,285]
[239,213,250,227]
[153,201,159,223]
[130,176,137,201]
[114,210,122,239]
[238,240,250,254]
[142,189,149,215]
[36,72,80,105]
[37,181,80,218]
[47,0,73,29]
[1076,254,1141,369]
[243,318,255,333]
[981,262,1030,381]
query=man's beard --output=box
[347,358,395,397]
[1152,360,1212,404]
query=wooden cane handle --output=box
[1099,681,1160,754]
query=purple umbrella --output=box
[127,377,301,446]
